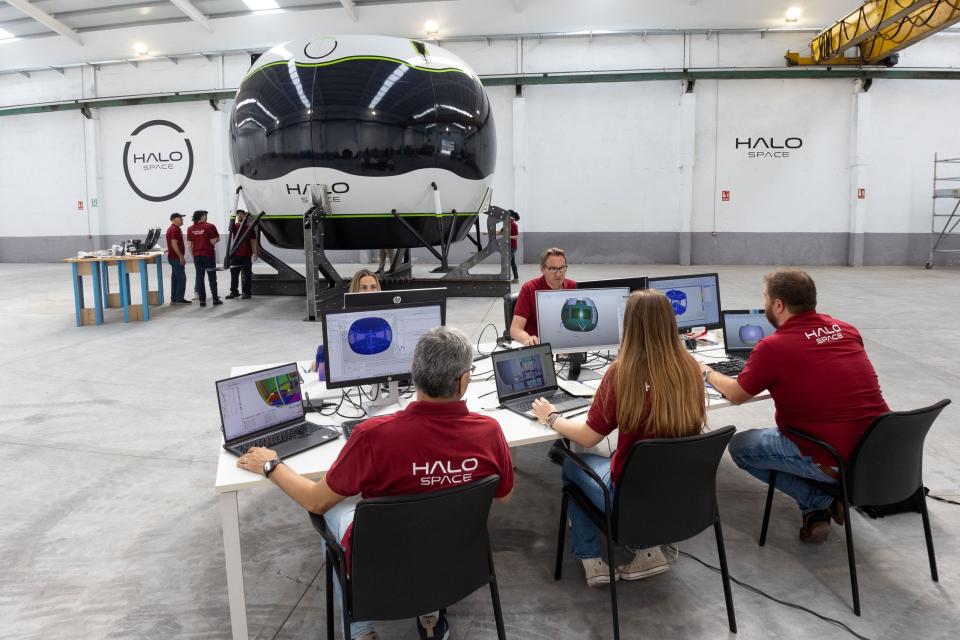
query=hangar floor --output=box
[2,262,959,639]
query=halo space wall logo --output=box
[123,120,194,202]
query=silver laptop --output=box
[491,344,591,419]
[216,363,339,457]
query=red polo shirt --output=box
[187,222,219,258]
[510,220,519,251]
[513,275,577,338]
[736,311,889,465]
[230,218,252,258]
[325,400,514,565]
[165,224,184,260]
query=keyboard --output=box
[238,421,321,454]
[509,390,579,414]
[710,358,746,377]
[340,419,364,440]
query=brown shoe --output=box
[799,510,831,543]
[828,499,846,526]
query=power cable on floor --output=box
[669,546,873,640]
[928,494,960,506]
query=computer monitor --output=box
[647,273,722,331]
[577,276,647,292]
[320,302,444,389]
[343,287,447,323]
[535,287,630,354]
[216,363,304,442]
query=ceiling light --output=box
[785,7,801,22]
[0,26,17,40]
[424,19,439,37]
[244,0,280,11]
[133,42,148,55]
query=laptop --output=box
[491,344,591,419]
[712,310,777,377]
[216,363,340,457]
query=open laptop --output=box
[216,363,339,457]
[711,310,777,377]
[491,344,591,419]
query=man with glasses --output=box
[510,247,576,346]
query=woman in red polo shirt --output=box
[533,290,706,587]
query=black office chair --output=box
[757,399,951,616]
[502,292,519,341]
[311,475,507,640]
[554,426,737,640]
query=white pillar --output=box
[512,94,527,262]
[848,82,871,267]
[677,87,697,265]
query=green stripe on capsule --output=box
[259,212,478,220]
[243,55,469,83]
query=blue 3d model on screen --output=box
[229,35,496,252]
[739,323,766,345]
[348,317,393,355]
[666,289,688,316]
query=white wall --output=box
[4,31,960,262]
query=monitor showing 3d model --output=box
[647,273,722,331]
[320,302,444,389]
[535,287,630,354]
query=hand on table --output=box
[237,447,278,475]
[522,335,540,346]
[531,398,557,422]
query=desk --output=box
[64,252,165,325]
[215,342,768,639]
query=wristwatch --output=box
[545,412,561,429]
[263,458,283,478]
[702,369,712,383]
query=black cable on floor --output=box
[671,547,873,640]
[928,494,960,506]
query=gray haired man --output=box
[238,326,514,640]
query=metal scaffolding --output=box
[927,153,960,268]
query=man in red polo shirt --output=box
[225,209,258,300]
[165,212,190,304]
[510,247,577,346]
[186,210,222,307]
[702,269,889,543]
[238,326,514,640]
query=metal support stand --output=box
[560,352,603,382]
[927,153,960,269]
[304,185,348,320]
[363,380,402,411]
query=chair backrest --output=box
[848,399,950,505]
[348,475,500,621]
[503,292,519,337]
[613,426,736,546]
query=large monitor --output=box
[535,287,630,354]
[343,287,447,323]
[577,276,647,292]
[320,302,444,389]
[647,273,722,331]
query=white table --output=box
[215,341,766,639]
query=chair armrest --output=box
[783,427,846,473]
[554,440,613,513]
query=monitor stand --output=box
[560,352,603,382]
[364,380,403,411]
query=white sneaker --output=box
[618,546,671,581]
[581,557,618,587]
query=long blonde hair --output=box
[349,269,381,293]
[608,289,706,437]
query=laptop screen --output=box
[217,363,304,441]
[722,310,777,354]
[492,345,557,401]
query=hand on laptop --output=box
[531,398,557,422]
[523,335,540,346]
[237,446,279,475]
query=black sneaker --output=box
[799,509,831,543]
[241,294,251,299]
[213,298,224,305]
[225,292,240,299]
[199,301,207,307]
[416,612,449,640]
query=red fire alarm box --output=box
[857,188,865,200]
[721,190,730,202]
[77,200,84,211]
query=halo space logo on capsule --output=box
[123,120,194,202]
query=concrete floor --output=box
[2,262,959,640]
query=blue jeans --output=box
[167,256,186,302]
[562,454,614,559]
[322,500,439,639]
[193,255,218,302]
[728,428,838,514]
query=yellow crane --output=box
[786,0,960,66]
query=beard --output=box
[764,303,779,328]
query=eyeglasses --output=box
[544,265,568,274]
[457,364,477,381]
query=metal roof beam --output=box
[5,0,82,45]
[168,0,212,31]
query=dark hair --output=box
[192,210,207,223]
[764,268,817,314]
[509,210,520,221]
